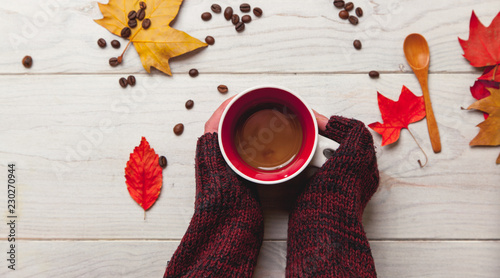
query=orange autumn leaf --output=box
[125,137,163,213]
[95,0,207,75]
[467,87,500,147]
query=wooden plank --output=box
[0,240,498,277]
[0,0,498,74]
[0,73,498,240]
[372,240,500,278]
[1,1,498,276]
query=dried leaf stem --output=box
[118,41,132,62]
[407,127,428,167]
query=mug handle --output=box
[309,135,340,168]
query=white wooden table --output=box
[1,0,499,277]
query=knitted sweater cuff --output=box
[320,115,379,213]
[194,133,251,210]
[196,132,226,168]
[322,115,362,143]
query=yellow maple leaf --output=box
[467,87,500,147]
[95,0,207,75]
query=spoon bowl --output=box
[403,33,441,153]
[404,34,430,70]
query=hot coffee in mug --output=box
[219,86,339,184]
[233,103,303,170]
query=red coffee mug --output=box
[218,85,339,184]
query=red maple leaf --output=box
[125,137,163,214]
[368,86,426,146]
[459,11,500,67]
[459,11,500,81]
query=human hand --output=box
[204,96,235,134]
[313,110,328,132]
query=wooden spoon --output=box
[404,33,441,153]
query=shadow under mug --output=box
[218,85,339,184]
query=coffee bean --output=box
[121,27,131,38]
[109,57,120,67]
[127,75,136,86]
[333,0,345,8]
[158,156,168,168]
[348,15,359,25]
[97,38,106,48]
[185,99,194,109]
[189,68,199,77]
[211,4,221,13]
[142,18,151,29]
[128,18,137,28]
[253,7,262,17]
[137,8,146,20]
[119,77,128,88]
[242,15,251,23]
[139,1,147,9]
[344,2,354,11]
[205,36,215,45]
[173,123,184,135]
[201,12,212,21]
[369,70,380,78]
[111,40,121,49]
[355,7,363,17]
[128,10,137,20]
[224,7,233,20]
[22,56,33,68]
[353,39,362,50]
[217,84,228,94]
[231,14,240,25]
[235,22,245,32]
[339,10,349,19]
[240,3,251,13]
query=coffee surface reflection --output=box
[234,105,303,171]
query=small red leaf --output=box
[478,64,500,82]
[125,137,163,211]
[470,79,497,100]
[369,86,426,146]
[470,73,499,119]
[458,11,500,68]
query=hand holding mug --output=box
[204,96,235,134]
[216,86,339,184]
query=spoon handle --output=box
[419,77,441,153]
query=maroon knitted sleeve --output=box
[286,116,379,277]
[164,133,264,278]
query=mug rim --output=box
[218,85,319,185]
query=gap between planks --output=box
[0,71,480,76]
